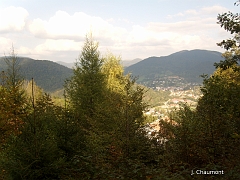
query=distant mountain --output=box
[0,57,73,92]
[56,61,75,69]
[124,49,223,85]
[0,49,224,92]
[122,58,142,67]
[56,59,143,69]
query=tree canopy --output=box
[215,5,240,69]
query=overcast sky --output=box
[0,0,239,62]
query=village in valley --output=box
[143,75,203,132]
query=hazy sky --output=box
[0,0,238,62]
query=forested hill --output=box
[125,49,223,84]
[0,57,73,92]
[0,49,223,92]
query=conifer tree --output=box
[64,34,108,172]
[0,48,27,145]
[65,33,105,127]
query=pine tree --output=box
[65,34,105,127]
[64,34,108,175]
[0,48,27,145]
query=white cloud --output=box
[29,10,127,43]
[35,39,82,52]
[0,37,14,57]
[28,5,228,53]
[186,9,198,15]
[0,6,28,33]
[167,12,184,19]
[1,5,230,61]
[17,46,32,55]
[123,5,229,58]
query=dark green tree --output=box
[0,48,28,145]
[197,66,240,163]
[65,33,106,129]
[215,3,240,69]
[1,94,67,180]
[64,34,109,178]
[95,56,160,179]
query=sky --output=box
[0,0,239,63]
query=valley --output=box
[0,49,210,115]
[143,85,202,128]
[0,49,218,124]
[141,75,201,91]
[1,1,239,178]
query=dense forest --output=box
[0,6,240,180]
[0,57,73,92]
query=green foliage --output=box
[4,25,240,178]
[215,9,240,69]
[65,34,105,121]
[143,88,170,107]
[153,5,240,178]
[63,35,164,179]
[102,53,125,93]
[158,65,240,179]
[198,66,240,162]
[1,95,58,179]
[217,10,240,35]
[0,50,28,146]
[144,114,158,124]
[114,77,147,158]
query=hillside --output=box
[0,57,73,92]
[124,49,223,86]
[0,49,224,92]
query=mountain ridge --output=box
[124,49,223,86]
[0,49,224,92]
[0,57,73,92]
